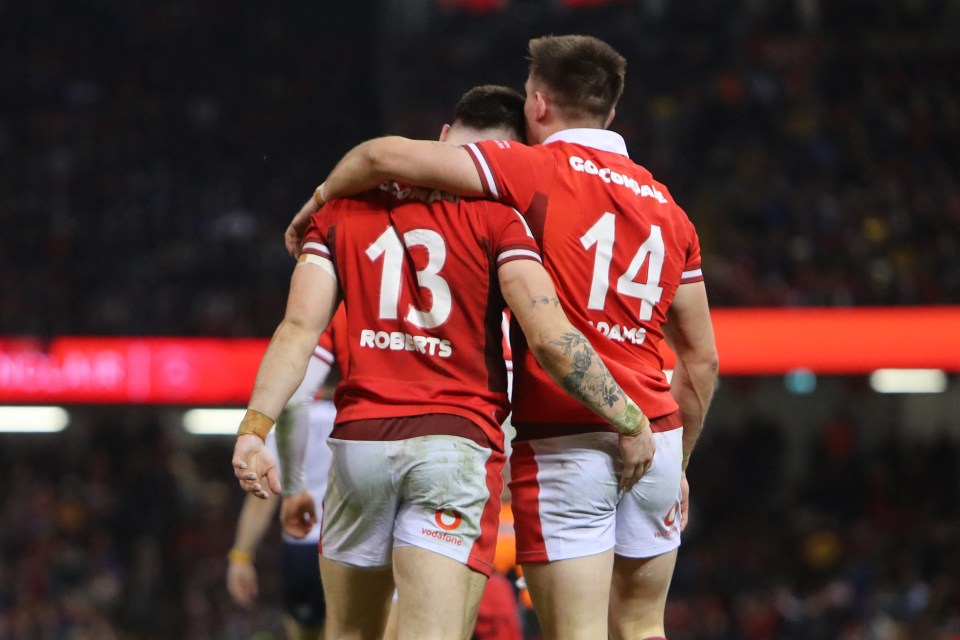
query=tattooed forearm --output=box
[530,296,562,308]
[550,331,623,409]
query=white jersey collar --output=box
[542,128,629,158]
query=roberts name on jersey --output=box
[359,328,453,359]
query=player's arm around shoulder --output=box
[497,259,654,488]
[286,137,487,253]
[324,136,486,201]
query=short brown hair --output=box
[453,85,526,136]
[527,35,626,121]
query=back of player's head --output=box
[527,35,626,123]
[452,85,526,138]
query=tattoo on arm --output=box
[550,331,623,410]
[530,296,561,308]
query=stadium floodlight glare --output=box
[0,406,70,433]
[182,408,247,435]
[869,369,948,394]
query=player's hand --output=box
[618,427,655,492]
[232,434,282,498]
[226,558,258,608]
[679,471,690,532]
[284,195,320,257]
[280,490,317,539]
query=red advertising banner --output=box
[661,306,960,374]
[0,337,267,405]
[1,307,958,404]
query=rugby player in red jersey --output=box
[232,85,653,640]
[227,305,348,640]
[285,36,720,640]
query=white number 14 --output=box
[580,212,664,321]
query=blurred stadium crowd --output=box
[2,408,958,638]
[2,0,958,337]
[2,0,959,638]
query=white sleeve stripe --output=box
[498,249,542,263]
[465,143,499,199]
[298,254,338,280]
[302,241,330,256]
[512,208,534,238]
[313,345,335,364]
[681,268,703,279]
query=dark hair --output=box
[453,85,526,136]
[527,35,626,120]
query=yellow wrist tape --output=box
[228,548,253,565]
[613,400,650,436]
[681,452,692,471]
[237,409,275,442]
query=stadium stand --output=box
[2,1,958,637]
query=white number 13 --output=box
[580,212,664,321]
[366,226,452,329]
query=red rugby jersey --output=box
[464,129,704,433]
[315,303,349,379]
[300,184,541,451]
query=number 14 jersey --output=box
[464,129,705,434]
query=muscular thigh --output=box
[509,432,620,563]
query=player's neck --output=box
[535,119,606,144]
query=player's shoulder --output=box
[324,187,392,217]
[312,189,397,240]
[625,160,694,219]
[478,138,558,164]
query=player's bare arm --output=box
[286,137,485,255]
[232,257,339,498]
[663,281,719,529]
[663,281,719,468]
[548,330,624,409]
[226,490,279,607]
[499,259,655,489]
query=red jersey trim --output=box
[680,268,704,284]
[301,241,331,258]
[464,143,500,200]
[332,414,489,448]
[497,249,541,265]
[513,410,682,442]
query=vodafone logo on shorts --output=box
[420,509,464,545]
[434,509,463,531]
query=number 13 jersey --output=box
[464,129,704,434]
[300,184,541,452]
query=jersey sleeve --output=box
[300,207,339,281]
[319,303,350,377]
[315,327,336,366]
[463,140,555,213]
[486,203,542,267]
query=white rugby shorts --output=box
[509,426,683,563]
[320,435,505,576]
